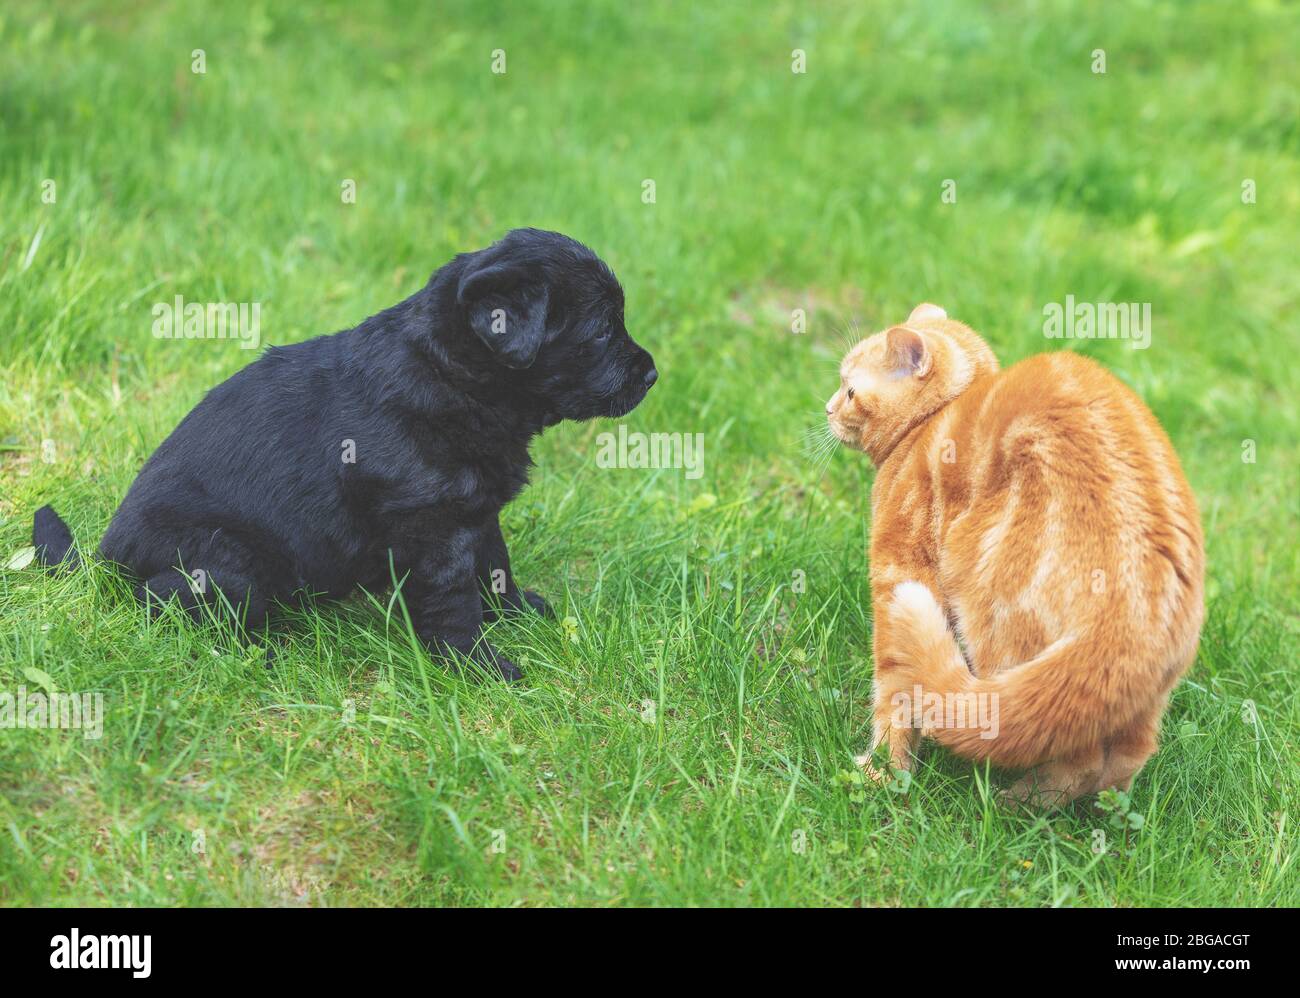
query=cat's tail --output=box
[32,505,82,571]
[880,581,1142,769]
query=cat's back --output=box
[969,350,1189,496]
[940,347,1204,669]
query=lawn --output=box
[1,0,1297,906]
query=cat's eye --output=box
[846,388,855,400]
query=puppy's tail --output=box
[881,582,1143,769]
[32,505,82,571]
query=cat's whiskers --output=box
[800,415,842,484]
[830,321,858,360]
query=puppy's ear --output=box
[457,263,550,370]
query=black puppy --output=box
[34,228,657,681]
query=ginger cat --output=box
[827,304,1204,807]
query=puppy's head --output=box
[456,229,657,420]
[826,304,998,464]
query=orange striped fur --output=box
[827,304,1205,807]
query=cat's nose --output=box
[825,401,834,415]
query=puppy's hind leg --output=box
[137,567,205,621]
[138,532,271,634]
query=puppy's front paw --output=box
[478,645,524,683]
[522,590,555,618]
[448,644,525,684]
[493,654,524,683]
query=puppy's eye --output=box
[595,328,611,343]
[846,388,855,400]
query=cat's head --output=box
[826,304,999,465]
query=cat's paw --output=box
[999,776,1071,812]
[996,785,1034,813]
[854,752,891,784]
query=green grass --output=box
[1,0,1297,907]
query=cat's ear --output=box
[908,303,947,323]
[886,325,933,378]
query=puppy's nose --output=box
[643,367,659,389]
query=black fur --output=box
[33,229,656,681]
[33,504,80,570]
